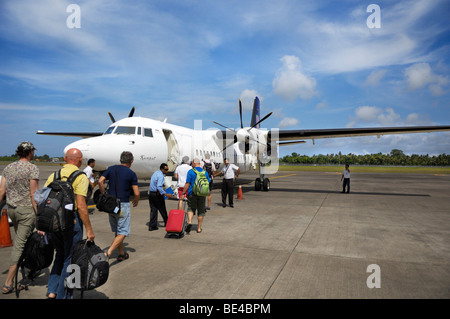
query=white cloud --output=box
[272,55,317,100]
[348,105,431,127]
[278,117,299,128]
[315,100,328,110]
[297,0,446,74]
[365,69,387,86]
[404,63,448,95]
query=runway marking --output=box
[269,173,297,180]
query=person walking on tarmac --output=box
[45,148,95,299]
[214,158,240,208]
[182,158,211,234]
[98,151,140,262]
[203,153,216,211]
[174,156,191,210]
[0,141,39,294]
[83,158,96,205]
[148,163,173,231]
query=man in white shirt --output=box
[174,156,191,209]
[83,158,96,203]
[214,158,240,208]
[340,164,351,193]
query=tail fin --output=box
[250,97,261,128]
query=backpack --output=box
[35,169,85,233]
[15,232,54,297]
[191,168,209,196]
[204,162,213,178]
[70,239,109,294]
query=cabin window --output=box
[104,126,115,134]
[144,128,153,137]
[115,126,136,135]
[137,127,141,135]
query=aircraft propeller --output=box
[213,98,272,152]
[107,106,135,123]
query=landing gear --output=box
[254,177,270,191]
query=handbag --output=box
[96,166,121,214]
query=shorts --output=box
[109,202,131,236]
[178,187,186,200]
[187,194,206,217]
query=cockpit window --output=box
[144,128,153,137]
[115,126,136,135]
[104,126,115,135]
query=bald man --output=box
[45,148,95,299]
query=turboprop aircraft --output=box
[36,97,450,191]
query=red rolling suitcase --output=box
[165,203,188,239]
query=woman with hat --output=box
[0,141,39,294]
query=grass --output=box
[278,165,450,174]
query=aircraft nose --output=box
[64,140,87,155]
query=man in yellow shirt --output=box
[45,148,95,299]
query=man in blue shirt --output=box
[182,158,211,234]
[148,163,173,231]
[98,151,139,262]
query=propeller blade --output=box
[128,107,135,117]
[239,99,243,129]
[250,112,272,129]
[212,121,236,132]
[108,112,116,123]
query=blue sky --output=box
[1,0,449,158]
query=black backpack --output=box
[204,162,213,178]
[15,232,54,297]
[70,239,109,295]
[36,169,85,233]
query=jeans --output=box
[47,214,83,299]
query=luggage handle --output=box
[82,238,96,248]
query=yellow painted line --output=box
[269,173,297,180]
[88,205,97,209]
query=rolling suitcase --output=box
[165,202,187,239]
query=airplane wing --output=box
[36,130,103,138]
[271,125,450,144]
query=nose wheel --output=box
[255,177,270,191]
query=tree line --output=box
[280,149,450,166]
[0,154,63,162]
[1,149,450,166]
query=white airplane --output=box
[37,97,450,191]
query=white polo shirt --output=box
[175,163,192,188]
[343,169,351,179]
[222,163,239,179]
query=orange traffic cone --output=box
[0,209,13,248]
[236,185,244,199]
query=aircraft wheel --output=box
[255,178,262,191]
[263,178,270,191]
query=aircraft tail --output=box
[250,97,261,128]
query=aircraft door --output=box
[163,129,180,172]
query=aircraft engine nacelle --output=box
[236,128,264,154]
[236,128,270,156]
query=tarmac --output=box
[1,164,449,302]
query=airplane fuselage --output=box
[64,117,261,179]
